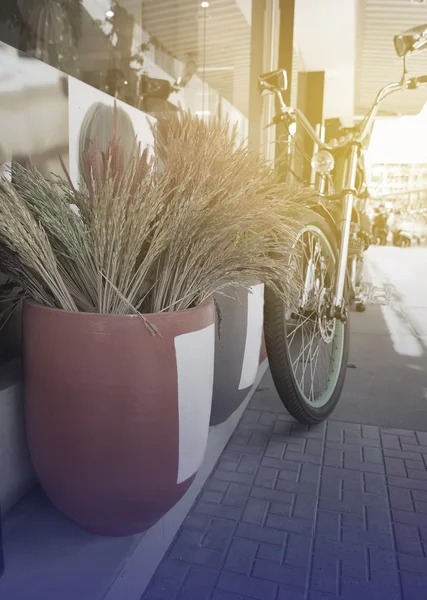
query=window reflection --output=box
[0,0,82,75]
[0,1,253,135]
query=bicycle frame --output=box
[273,76,427,320]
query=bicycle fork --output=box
[332,144,360,321]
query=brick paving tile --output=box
[142,399,427,600]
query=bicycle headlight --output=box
[311,150,335,174]
[288,121,297,137]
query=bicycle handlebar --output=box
[407,75,427,88]
[277,73,427,151]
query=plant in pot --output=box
[0,109,310,537]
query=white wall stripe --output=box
[238,284,265,390]
[175,324,215,484]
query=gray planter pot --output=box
[210,283,264,426]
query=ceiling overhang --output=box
[356,0,427,117]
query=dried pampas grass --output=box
[0,108,315,322]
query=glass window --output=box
[0,1,255,130]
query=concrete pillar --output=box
[248,0,267,152]
[275,0,296,173]
[296,70,325,182]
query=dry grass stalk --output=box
[0,108,316,322]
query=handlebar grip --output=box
[408,75,427,89]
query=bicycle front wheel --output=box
[264,210,350,424]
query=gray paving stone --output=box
[250,485,294,504]
[382,433,402,450]
[277,584,307,600]
[175,529,204,547]
[227,443,266,456]
[143,402,427,600]
[389,486,414,511]
[241,497,269,526]
[368,546,399,584]
[364,472,387,494]
[201,490,225,504]
[237,455,261,474]
[218,459,240,472]
[261,456,301,471]
[203,519,235,552]
[400,572,427,600]
[217,571,278,600]
[388,476,427,491]
[194,500,242,521]
[241,410,262,424]
[213,469,255,485]
[266,513,314,536]
[259,412,278,426]
[182,515,211,532]
[408,468,427,481]
[238,422,274,434]
[223,483,251,508]
[393,508,427,527]
[223,538,258,575]
[177,566,218,600]
[205,479,231,494]
[276,477,319,496]
[385,448,424,462]
[386,457,408,477]
[265,441,286,459]
[308,592,337,600]
[339,579,401,600]
[412,489,427,502]
[394,522,424,556]
[257,542,282,563]
[254,465,279,488]
[284,533,312,568]
[284,450,322,465]
[399,552,427,575]
[144,559,189,600]
[169,543,223,569]
[323,447,344,467]
[362,425,381,440]
[211,591,250,600]
[416,432,427,446]
[252,558,306,587]
[235,522,287,545]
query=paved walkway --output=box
[143,376,427,600]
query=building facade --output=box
[368,163,427,210]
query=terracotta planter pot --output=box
[23,299,215,537]
[210,284,264,426]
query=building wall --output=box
[293,0,357,124]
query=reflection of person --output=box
[373,206,388,229]
[78,101,136,187]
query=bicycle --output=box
[258,23,427,424]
